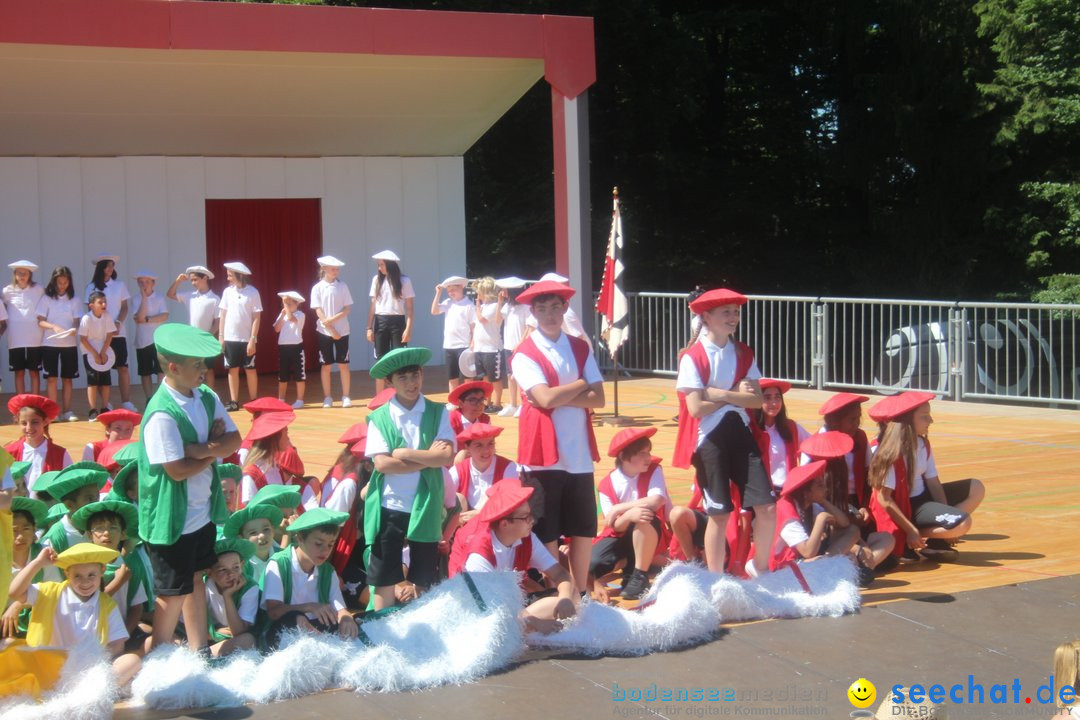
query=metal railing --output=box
[593,292,1080,408]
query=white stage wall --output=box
[0,155,466,392]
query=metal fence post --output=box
[812,300,825,390]
[949,305,964,402]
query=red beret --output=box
[276,446,305,477]
[867,391,936,423]
[338,422,366,445]
[477,479,534,524]
[780,460,827,497]
[243,397,294,415]
[457,422,503,445]
[759,379,792,394]
[818,392,869,417]
[607,426,657,458]
[368,388,395,410]
[97,439,135,471]
[244,410,295,442]
[448,380,493,406]
[7,394,59,422]
[688,288,747,315]
[516,280,575,304]
[96,408,142,427]
[799,431,854,460]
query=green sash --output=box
[271,548,334,606]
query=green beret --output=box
[112,442,141,465]
[31,470,62,499]
[369,347,432,380]
[249,485,301,510]
[214,537,257,563]
[106,461,138,503]
[9,461,31,480]
[44,462,110,501]
[222,504,284,540]
[287,508,349,535]
[41,502,68,530]
[70,499,139,536]
[154,322,222,359]
[217,463,242,481]
[12,497,47,526]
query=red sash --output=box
[869,456,913,557]
[595,460,672,552]
[448,515,532,578]
[672,340,753,469]
[751,419,800,481]
[324,464,361,575]
[4,440,68,469]
[769,496,805,572]
[455,455,512,500]
[511,335,599,467]
[89,438,108,461]
[449,409,491,437]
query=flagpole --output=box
[600,186,631,425]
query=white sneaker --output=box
[121,401,138,412]
[292,399,305,409]
[64,411,78,422]
[341,397,352,408]
[322,397,333,408]
[513,406,522,418]
[497,405,516,417]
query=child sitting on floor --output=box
[81,409,141,464]
[39,463,111,553]
[180,538,260,657]
[2,497,62,639]
[448,423,518,526]
[222,503,284,589]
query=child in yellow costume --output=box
[8,542,142,690]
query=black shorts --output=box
[278,344,306,382]
[365,508,438,588]
[372,314,406,359]
[83,355,111,387]
[910,479,972,530]
[223,340,256,369]
[444,348,467,380]
[135,345,162,377]
[146,522,217,596]
[264,610,339,651]
[475,350,503,382]
[522,469,598,543]
[689,509,708,547]
[589,517,663,577]
[41,346,79,380]
[317,333,350,365]
[691,412,775,515]
[8,347,41,372]
[109,336,129,369]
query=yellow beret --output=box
[54,542,120,570]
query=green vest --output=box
[103,549,154,613]
[138,383,228,545]
[271,548,334,605]
[207,578,260,643]
[363,399,446,545]
[41,519,72,554]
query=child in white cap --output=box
[430,274,475,393]
[311,255,354,408]
[4,260,45,396]
[218,261,262,411]
[166,265,221,392]
[132,270,169,401]
[273,291,307,408]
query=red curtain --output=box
[205,199,322,375]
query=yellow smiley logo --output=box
[848,678,876,709]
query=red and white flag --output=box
[596,191,628,355]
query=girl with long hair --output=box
[366,250,415,394]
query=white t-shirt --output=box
[85,279,131,339]
[261,547,346,620]
[502,304,531,353]
[276,310,305,346]
[364,396,456,512]
[598,465,672,516]
[777,503,824,552]
[448,458,519,510]
[132,292,168,349]
[369,274,415,316]
[3,284,46,348]
[143,383,236,533]
[203,577,259,628]
[473,302,504,353]
[436,297,475,349]
[311,279,353,337]
[463,531,557,573]
[675,336,762,446]
[109,574,148,619]
[78,311,117,355]
[881,437,937,497]
[42,514,82,550]
[301,475,357,513]
[25,584,128,646]
[176,289,221,333]
[764,422,812,489]
[510,331,604,474]
[36,295,80,348]
[219,285,263,342]
[240,461,283,505]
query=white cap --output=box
[317,255,345,267]
[91,253,119,266]
[441,275,468,287]
[223,261,252,275]
[496,276,527,289]
[185,265,215,279]
[133,269,157,280]
[7,260,39,272]
[278,291,305,303]
[371,250,401,262]
[539,272,569,283]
